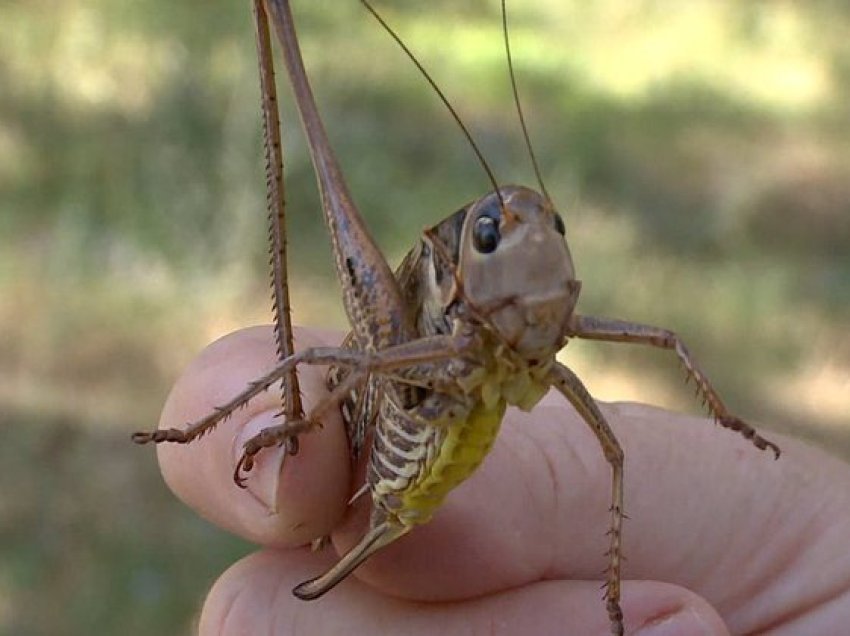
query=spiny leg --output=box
[233,415,316,487]
[233,361,371,485]
[568,314,780,458]
[265,0,416,354]
[234,333,476,485]
[132,5,305,454]
[135,336,467,477]
[549,362,625,636]
[254,0,302,455]
[132,345,355,447]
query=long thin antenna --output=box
[501,0,550,202]
[360,0,505,210]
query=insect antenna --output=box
[359,0,506,211]
[501,0,550,203]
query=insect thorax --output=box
[366,331,554,528]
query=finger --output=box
[329,398,845,619]
[155,325,350,547]
[199,549,730,636]
[155,325,850,632]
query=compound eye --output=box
[472,215,500,253]
[554,212,566,236]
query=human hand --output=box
[155,326,850,635]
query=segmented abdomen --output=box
[368,391,506,527]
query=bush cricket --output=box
[133,1,781,633]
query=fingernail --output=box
[634,608,717,636]
[233,410,288,514]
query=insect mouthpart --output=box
[479,284,576,359]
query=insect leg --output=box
[264,0,414,351]
[131,345,368,447]
[233,361,373,485]
[548,362,625,636]
[292,519,409,600]
[134,334,466,446]
[232,334,470,483]
[567,314,780,458]
[253,0,303,454]
[291,386,474,599]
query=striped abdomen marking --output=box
[369,396,507,527]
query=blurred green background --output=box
[2,0,848,634]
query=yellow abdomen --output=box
[395,399,506,526]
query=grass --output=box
[1,1,848,633]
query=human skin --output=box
[155,326,850,635]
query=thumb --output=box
[154,325,350,547]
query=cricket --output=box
[133,1,781,633]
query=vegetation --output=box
[1,1,848,634]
